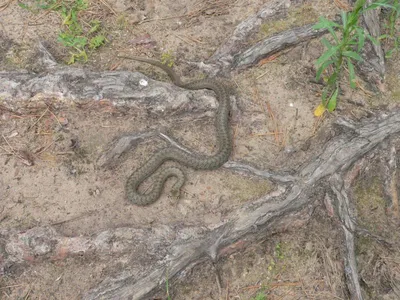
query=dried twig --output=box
[1,135,34,166]
[98,0,116,15]
[0,0,14,12]
[47,105,63,128]
[27,107,49,130]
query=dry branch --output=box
[209,0,292,68]
[231,24,326,70]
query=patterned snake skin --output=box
[119,56,232,206]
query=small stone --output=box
[139,79,148,86]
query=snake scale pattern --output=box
[119,56,232,206]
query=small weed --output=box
[18,0,107,63]
[274,242,285,260]
[161,50,175,67]
[380,0,400,58]
[18,0,59,13]
[251,291,267,300]
[267,242,285,272]
[116,14,129,29]
[166,270,172,300]
[313,0,396,114]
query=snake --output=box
[119,56,232,206]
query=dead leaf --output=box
[314,103,326,117]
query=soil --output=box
[1,0,400,299]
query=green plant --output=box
[267,242,285,273]
[116,14,129,29]
[18,0,107,63]
[251,291,267,300]
[380,0,400,58]
[161,50,175,67]
[313,0,394,114]
[274,242,285,260]
[18,0,59,13]
[165,270,172,300]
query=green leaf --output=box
[327,88,339,112]
[356,28,365,51]
[89,35,106,50]
[89,20,101,34]
[321,37,332,49]
[67,50,88,64]
[18,3,30,10]
[76,0,88,10]
[353,0,367,13]
[347,58,356,89]
[316,46,338,67]
[312,17,328,30]
[326,72,339,86]
[58,33,87,48]
[62,11,72,25]
[343,51,363,61]
[316,59,334,80]
[341,11,348,30]
[313,17,340,42]
[71,10,78,24]
[313,17,340,30]
[69,22,83,35]
[366,33,379,45]
[346,13,357,28]
[322,89,329,106]
[385,49,394,59]
[364,2,394,11]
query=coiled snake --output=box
[119,56,232,206]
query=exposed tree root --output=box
[231,24,326,70]
[381,141,399,219]
[330,174,363,300]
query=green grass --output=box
[381,0,400,58]
[19,0,107,64]
[166,270,172,300]
[313,0,398,114]
[251,291,267,300]
[160,50,175,68]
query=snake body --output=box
[120,56,232,206]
